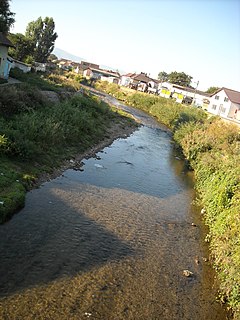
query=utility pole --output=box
[192,80,199,106]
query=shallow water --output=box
[0,97,229,319]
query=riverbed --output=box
[0,95,228,319]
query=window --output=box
[224,97,229,102]
[212,104,217,110]
[219,104,226,113]
[215,95,219,100]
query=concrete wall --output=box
[0,45,9,79]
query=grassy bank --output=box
[95,81,240,318]
[0,77,137,223]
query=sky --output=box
[10,0,240,91]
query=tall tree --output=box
[158,71,168,82]
[8,33,34,62]
[0,0,15,33]
[205,86,220,94]
[25,17,58,63]
[168,71,192,87]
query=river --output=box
[0,94,229,319]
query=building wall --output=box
[120,76,131,86]
[101,76,119,84]
[0,45,9,79]
[11,60,31,73]
[208,90,232,117]
[230,102,240,120]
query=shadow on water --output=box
[0,183,135,298]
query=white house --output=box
[83,67,120,84]
[158,82,210,107]
[119,73,136,86]
[208,87,240,121]
[33,62,47,72]
[0,32,14,80]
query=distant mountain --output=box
[53,47,125,74]
[53,48,86,62]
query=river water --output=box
[0,96,228,319]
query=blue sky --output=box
[11,0,240,91]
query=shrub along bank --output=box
[0,82,136,223]
[95,81,240,318]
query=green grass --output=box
[0,82,137,223]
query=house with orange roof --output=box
[208,87,240,121]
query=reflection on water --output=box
[0,113,228,319]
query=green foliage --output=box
[9,68,79,92]
[205,86,220,94]
[0,94,111,158]
[0,83,46,117]
[0,81,136,223]
[158,71,168,82]
[25,16,58,63]
[0,0,15,33]
[168,71,193,87]
[8,33,35,62]
[0,165,26,223]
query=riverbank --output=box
[0,80,139,223]
[0,113,229,320]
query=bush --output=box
[0,84,46,117]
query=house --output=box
[158,82,211,107]
[120,73,136,87]
[83,67,120,84]
[57,59,74,70]
[0,32,14,80]
[74,61,100,74]
[130,72,151,91]
[208,87,240,121]
[123,72,158,93]
[33,62,47,72]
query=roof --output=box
[132,72,153,83]
[0,32,14,47]
[172,84,211,97]
[86,67,120,78]
[80,61,100,70]
[212,87,240,104]
[123,72,136,77]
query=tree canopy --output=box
[8,33,35,63]
[158,71,168,82]
[168,71,192,87]
[205,86,220,94]
[158,70,193,87]
[25,17,58,63]
[0,0,15,33]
